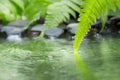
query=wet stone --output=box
[106,16,120,33]
[109,16,120,22]
[64,23,78,40]
[45,28,64,39]
[66,22,101,40]
[30,24,44,37]
[67,23,78,29]
[8,20,28,27]
[21,24,44,38]
[1,26,22,35]
[67,23,78,34]
[31,24,44,32]
[69,27,77,34]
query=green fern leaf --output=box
[74,0,108,52]
[22,0,61,28]
[64,0,80,12]
[10,0,24,11]
[71,0,83,5]
[74,0,120,52]
[23,0,52,27]
[45,0,82,28]
[106,0,116,12]
[73,1,120,79]
[116,0,120,9]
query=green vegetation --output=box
[0,0,81,26]
[73,1,120,79]
[0,0,120,80]
[45,0,82,28]
[0,0,24,23]
[74,0,120,53]
[0,0,120,52]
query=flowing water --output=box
[0,36,120,80]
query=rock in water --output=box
[65,23,78,40]
[1,26,22,35]
[107,16,120,33]
[45,28,64,39]
[7,35,22,42]
[31,24,44,32]
[8,20,28,27]
[21,24,44,38]
[66,22,100,40]
[67,23,78,34]
[0,26,23,41]
[30,24,44,37]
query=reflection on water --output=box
[80,36,120,80]
[0,36,120,80]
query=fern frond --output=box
[0,0,24,23]
[10,0,24,11]
[74,0,120,52]
[106,0,116,11]
[45,0,82,28]
[24,0,51,20]
[116,0,120,9]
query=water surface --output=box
[0,36,120,80]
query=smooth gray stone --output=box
[45,28,64,37]
[109,16,120,21]
[8,20,28,27]
[69,27,77,34]
[1,26,22,35]
[67,23,78,29]
[67,23,78,34]
[31,24,44,31]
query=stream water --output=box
[0,35,120,80]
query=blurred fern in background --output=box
[0,0,51,24]
[0,0,24,23]
[0,0,82,26]
[45,0,82,28]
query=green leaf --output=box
[24,0,51,23]
[45,0,82,28]
[0,0,17,21]
[73,0,120,52]
[0,0,24,22]
[10,0,24,11]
